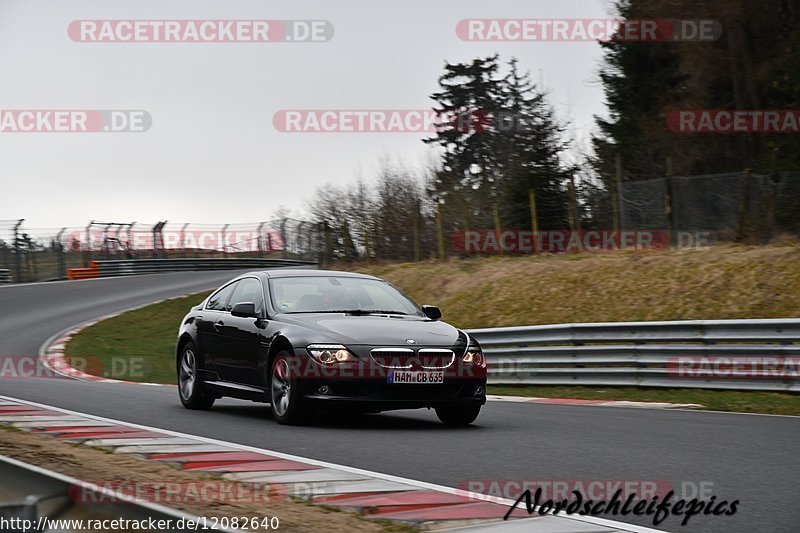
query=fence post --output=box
[764,148,779,242]
[614,154,623,232]
[27,236,38,281]
[152,221,167,259]
[414,202,422,261]
[0,241,8,272]
[324,222,333,264]
[102,223,112,260]
[125,223,134,254]
[280,219,289,259]
[436,203,445,261]
[665,157,677,247]
[13,219,24,283]
[736,169,753,241]
[567,177,581,232]
[56,227,66,279]
[84,220,93,267]
[493,204,503,255]
[221,223,229,258]
[342,219,352,261]
[528,189,539,255]
[180,223,189,257]
[413,206,420,262]
[257,221,266,257]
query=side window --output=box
[206,282,238,311]
[228,278,265,315]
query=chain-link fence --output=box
[0,219,320,283]
[2,171,797,283]
[621,171,799,240]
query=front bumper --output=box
[300,378,486,411]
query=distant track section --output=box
[68,258,316,280]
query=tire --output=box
[177,341,215,410]
[435,404,481,426]
[269,352,311,425]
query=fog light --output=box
[317,385,330,395]
[475,385,484,395]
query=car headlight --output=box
[462,345,484,366]
[307,344,357,365]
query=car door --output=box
[214,277,267,386]
[200,280,238,380]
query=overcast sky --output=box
[0,0,611,230]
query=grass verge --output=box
[487,385,800,416]
[65,291,211,384]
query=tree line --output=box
[301,0,799,261]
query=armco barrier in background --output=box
[467,318,800,392]
[69,258,316,279]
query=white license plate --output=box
[387,370,444,384]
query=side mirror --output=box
[422,305,442,320]
[231,302,258,318]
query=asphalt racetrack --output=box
[0,271,797,532]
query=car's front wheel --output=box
[270,352,311,425]
[435,404,481,426]
[177,342,215,410]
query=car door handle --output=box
[214,321,224,331]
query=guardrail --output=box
[0,269,11,283]
[467,319,800,391]
[68,258,316,280]
[0,455,235,532]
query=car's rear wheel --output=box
[435,404,481,426]
[270,352,311,425]
[178,342,215,410]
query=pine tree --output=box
[425,56,573,232]
[499,58,572,229]
[424,55,504,229]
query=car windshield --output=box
[270,276,422,315]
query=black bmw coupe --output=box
[176,270,487,425]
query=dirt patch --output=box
[0,426,399,532]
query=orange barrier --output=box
[67,265,100,280]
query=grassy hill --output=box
[353,243,800,329]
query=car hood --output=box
[279,314,461,347]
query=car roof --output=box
[256,269,380,280]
